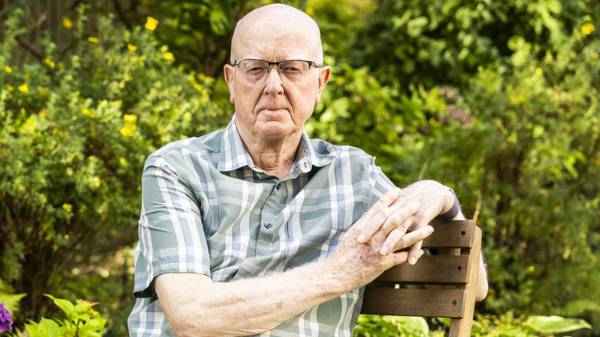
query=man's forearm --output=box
[158,257,350,337]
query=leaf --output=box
[45,294,75,320]
[524,315,592,334]
[24,318,61,337]
[209,6,227,36]
[437,317,451,327]
[0,292,26,314]
[407,17,429,37]
[385,315,429,335]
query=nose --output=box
[263,65,284,96]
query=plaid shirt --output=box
[128,115,395,336]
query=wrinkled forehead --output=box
[231,5,323,63]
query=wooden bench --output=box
[360,220,483,337]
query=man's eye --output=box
[282,66,302,73]
[247,67,267,75]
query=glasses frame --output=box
[231,58,323,82]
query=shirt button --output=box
[264,222,272,229]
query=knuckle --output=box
[401,218,412,229]
[381,221,393,235]
[397,236,408,249]
[389,213,401,225]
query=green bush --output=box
[0,5,227,334]
[353,313,591,337]
[309,0,600,332]
[1,0,598,335]
[351,0,593,88]
[16,295,106,337]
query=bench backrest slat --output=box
[361,288,466,318]
[421,220,475,248]
[373,255,470,284]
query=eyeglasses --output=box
[231,59,322,82]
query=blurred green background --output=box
[0,0,598,336]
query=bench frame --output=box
[360,220,483,337]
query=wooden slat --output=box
[422,220,475,248]
[361,288,466,318]
[373,255,470,284]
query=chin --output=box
[257,121,295,139]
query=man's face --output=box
[224,22,330,141]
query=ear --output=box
[224,64,235,104]
[315,66,331,103]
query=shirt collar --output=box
[217,114,334,175]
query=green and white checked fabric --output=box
[128,115,395,337]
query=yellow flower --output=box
[119,157,128,167]
[87,36,99,44]
[305,6,314,16]
[3,66,12,74]
[39,109,48,118]
[18,83,29,93]
[44,57,56,69]
[535,67,543,76]
[120,124,136,137]
[89,176,102,189]
[527,265,535,273]
[145,16,159,31]
[81,108,94,118]
[66,167,74,176]
[6,84,14,92]
[581,22,595,36]
[63,17,73,29]
[160,45,169,52]
[127,44,138,52]
[62,203,73,213]
[163,51,175,62]
[123,114,137,124]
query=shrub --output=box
[0,5,227,332]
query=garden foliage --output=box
[0,0,598,336]
[309,0,600,333]
[0,4,227,335]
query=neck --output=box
[236,126,303,179]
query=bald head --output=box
[230,4,323,64]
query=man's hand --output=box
[355,180,455,265]
[327,189,434,290]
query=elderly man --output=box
[128,4,487,337]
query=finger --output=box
[355,188,402,242]
[408,240,423,265]
[406,217,428,264]
[380,225,434,255]
[380,201,419,237]
[382,251,409,269]
[378,218,413,255]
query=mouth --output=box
[258,107,289,115]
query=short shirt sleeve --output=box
[365,156,397,209]
[133,154,211,298]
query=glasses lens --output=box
[239,60,269,80]
[278,61,310,79]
